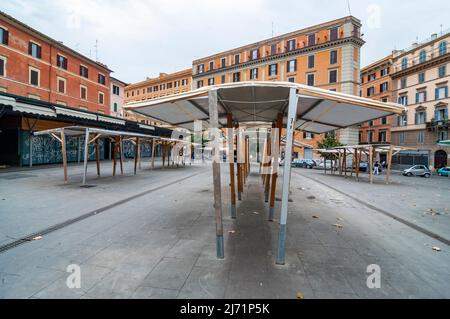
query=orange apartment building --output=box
[191,16,365,156]
[124,69,192,126]
[0,11,112,114]
[359,55,393,144]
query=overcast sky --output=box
[2,0,449,83]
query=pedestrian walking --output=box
[373,161,380,175]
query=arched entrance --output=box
[434,150,448,169]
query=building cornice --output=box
[391,53,450,79]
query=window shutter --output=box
[414,113,418,124]
[255,68,258,79]
[3,30,8,45]
[445,108,448,119]
[415,93,419,103]
[37,45,41,59]
[294,60,297,71]
[28,42,32,55]
[275,64,278,75]
[435,88,439,99]
[303,132,306,138]
[435,110,439,120]
[445,87,449,98]
[423,112,427,123]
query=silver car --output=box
[402,165,431,178]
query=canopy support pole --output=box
[61,128,68,183]
[119,137,124,175]
[369,146,374,184]
[386,145,393,184]
[227,113,236,219]
[113,137,118,176]
[276,87,298,265]
[134,137,139,175]
[95,136,100,177]
[237,126,243,200]
[82,128,89,185]
[264,131,271,202]
[209,89,224,259]
[269,113,282,221]
[151,138,156,169]
[355,148,360,181]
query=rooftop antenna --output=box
[346,0,352,16]
[440,24,443,35]
[94,39,98,61]
[271,21,274,38]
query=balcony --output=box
[426,118,449,130]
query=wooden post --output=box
[343,148,347,177]
[386,145,393,184]
[113,137,118,176]
[209,89,224,259]
[338,151,342,176]
[151,138,156,169]
[227,114,237,219]
[119,137,124,175]
[355,148,360,181]
[95,136,100,177]
[350,148,355,178]
[134,137,139,175]
[61,128,68,183]
[269,113,282,221]
[369,146,374,184]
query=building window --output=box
[57,77,66,94]
[0,56,6,77]
[208,78,214,86]
[308,33,316,46]
[251,49,259,60]
[148,86,153,92]
[80,85,87,100]
[416,91,427,104]
[250,68,258,80]
[417,131,425,144]
[381,97,388,102]
[234,54,240,65]
[380,67,389,77]
[98,92,105,104]
[439,41,447,56]
[307,73,315,86]
[380,82,389,92]
[233,72,240,83]
[435,107,448,121]
[167,82,173,89]
[378,130,387,142]
[419,50,426,63]
[182,79,188,86]
[288,77,295,83]
[303,132,314,139]
[415,111,426,124]
[418,72,425,84]
[268,63,277,77]
[286,39,296,52]
[197,80,203,89]
[368,73,376,81]
[29,66,40,86]
[197,64,204,74]
[330,27,338,41]
[160,83,165,90]
[438,131,449,141]
[57,54,67,70]
[329,70,337,84]
[270,44,277,55]
[401,58,408,70]
[398,95,408,106]
[397,114,407,126]
[98,74,106,85]
[209,61,214,71]
[114,102,118,113]
[153,85,158,92]
[136,89,140,96]
[367,86,375,97]
[0,27,9,45]
[438,65,446,78]
[29,41,42,59]
[113,85,120,95]
[400,78,407,89]
[435,86,448,100]
[287,60,296,73]
[330,50,338,64]
[221,58,226,68]
[381,116,388,125]
[80,65,89,78]
[307,55,315,68]
[368,131,373,143]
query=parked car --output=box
[357,161,368,172]
[318,160,335,169]
[402,165,431,178]
[292,159,316,168]
[437,167,450,177]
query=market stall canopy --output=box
[124,82,405,133]
[438,140,450,146]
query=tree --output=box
[317,132,342,159]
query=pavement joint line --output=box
[0,170,208,255]
[293,170,450,247]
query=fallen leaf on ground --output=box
[312,215,319,219]
[432,246,441,252]
[332,224,344,229]
[228,230,236,234]
[32,236,43,241]
[252,212,260,215]
[296,292,304,299]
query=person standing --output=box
[373,161,380,175]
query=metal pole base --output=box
[238,192,242,200]
[276,224,287,265]
[268,206,275,221]
[216,235,224,259]
[264,192,269,202]
[231,204,237,219]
